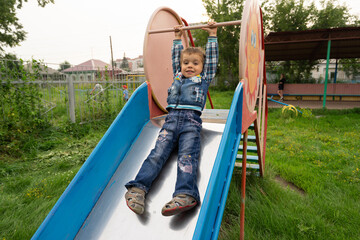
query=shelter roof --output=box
[264,27,360,61]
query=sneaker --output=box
[125,187,146,215]
[161,194,197,216]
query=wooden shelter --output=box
[264,26,360,107]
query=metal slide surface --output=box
[32,82,243,240]
[75,115,226,239]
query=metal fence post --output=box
[323,39,331,109]
[67,75,76,123]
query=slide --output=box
[32,0,267,238]
[31,81,245,240]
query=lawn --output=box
[1,89,359,239]
[219,107,360,240]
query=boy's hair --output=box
[181,47,206,64]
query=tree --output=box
[261,0,317,83]
[120,54,130,71]
[0,53,21,70]
[262,0,358,31]
[197,0,358,86]
[314,1,360,81]
[312,0,354,29]
[262,0,316,32]
[0,0,54,52]
[59,61,71,71]
[261,0,356,83]
[339,58,360,81]
[193,0,244,89]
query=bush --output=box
[0,59,51,157]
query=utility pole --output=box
[109,36,115,80]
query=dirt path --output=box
[268,100,360,109]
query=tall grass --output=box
[1,88,359,239]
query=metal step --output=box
[234,162,260,170]
[236,154,259,163]
[237,128,261,176]
[238,145,257,153]
[242,135,256,142]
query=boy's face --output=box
[181,53,203,78]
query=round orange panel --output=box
[143,7,189,112]
[239,0,262,113]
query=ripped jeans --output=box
[125,109,202,203]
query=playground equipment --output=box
[268,97,303,115]
[31,0,267,239]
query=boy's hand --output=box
[202,21,217,37]
[174,25,183,39]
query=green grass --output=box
[1,89,360,239]
[207,88,234,109]
[0,120,112,240]
[219,107,360,240]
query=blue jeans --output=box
[125,109,202,203]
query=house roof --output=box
[264,26,360,61]
[63,59,121,73]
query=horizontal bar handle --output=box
[148,20,242,34]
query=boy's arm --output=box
[202,22,219,83]
[203,37,219,83]
[172,26,184,76]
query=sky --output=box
[3,0,360,67]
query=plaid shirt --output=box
[167,37,218,111]
[172,37,218,83]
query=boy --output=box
[125,22,218,216]
[122,85,129,102]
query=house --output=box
[25,62,65,81]
[115,55,144,73]
[312,60,360,83]
[62,59,122,81]
[266,60,360,84]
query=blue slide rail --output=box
[193,82,243,239]
[32,83,151,240]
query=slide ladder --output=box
[236,124,260,175]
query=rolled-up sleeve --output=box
[203,37,219,83]
[172,39,183,76]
